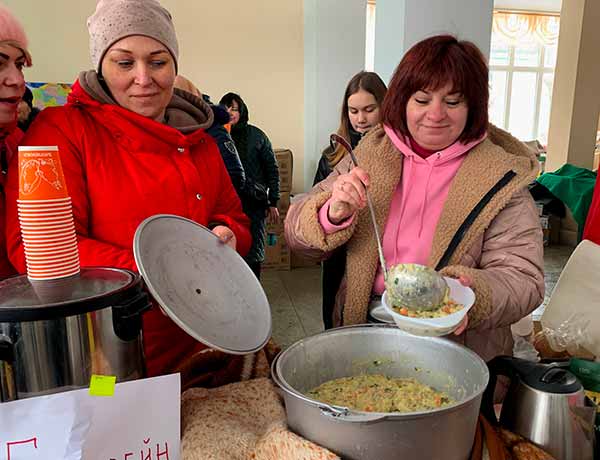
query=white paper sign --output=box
[0,374,180,460]
[0,393,91,460]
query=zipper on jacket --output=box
[435,170,517,271]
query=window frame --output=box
[489,11,559,144]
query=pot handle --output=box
[319,404,388,423]
[0,336,17,402]
[112,290,152,341]
[271,357,388,425]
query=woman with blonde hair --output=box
[314,71,387,185]
[313,70,387,328]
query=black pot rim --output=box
[0,267,144,322]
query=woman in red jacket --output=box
[0,5,31,280]
[5,0,252,387]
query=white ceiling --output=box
[494,0,561,13]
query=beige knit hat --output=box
[87,0,179,73]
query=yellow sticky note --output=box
[89,374,116,397]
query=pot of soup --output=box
[271,324,489,460]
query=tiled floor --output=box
[262,245,575,349]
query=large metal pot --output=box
[0,267,150,402]
[272,324,489,460]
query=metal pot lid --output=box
[0,267,139,322]
[133,214,272,355]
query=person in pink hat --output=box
[0,4,32,279]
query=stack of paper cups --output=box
[17,146,80,281]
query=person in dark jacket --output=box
[313,71,387,329]
[220,92,280,279]
[174,75,246,194]
[17,86,40,132]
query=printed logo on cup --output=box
[18,146,69,200]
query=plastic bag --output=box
[513,335,540,362]
[537,313,592,356]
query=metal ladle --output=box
[330,134,387,281]
[329,134,447,311]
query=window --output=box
[365,0,376,71]
[489,12,560,145]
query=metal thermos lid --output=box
[0,268,139,322]
[133,215,272,355]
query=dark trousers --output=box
[321,247,346,329]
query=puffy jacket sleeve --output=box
[205,122,246,195]
[4,108,138,273]
[441,188,545,329]
[206,148,252,257]
[256,128,280,207]
[284,155,356,262]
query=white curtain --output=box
[493,11,560,46]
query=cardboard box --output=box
[540,215,550,246]
[278,191,290,216]
[263,232,291,270]
[549,214,561,245]
[535,203,544,217]
[291,250,320,268]
[561,206,578,232]
[265,191,290,235]
[559,228,578,247]
[541,214,561,246]
[274,149,293,192]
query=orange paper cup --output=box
[18,146,69,201]
[20,221,75,231]
[27,266,80,281]
[17,197,71,206]
[23,240,78,251]
[26,257,80,271]
[22,232,77,243]
[21,226,75,235]
[25,250,78,261]
[26,259,80,272]
[18,210,72,218]
[21,230,77,244]
[23,240,77,250]
[25,247,79,261]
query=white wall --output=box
[5,0,305,192]
[4,0,93,83]
[373,0,406,86]
[304,0,367,190]
[374,0,494,84]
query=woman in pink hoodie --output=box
[285,35,544,364]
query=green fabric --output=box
[537,164,597,236]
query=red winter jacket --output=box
[4,81,251,377]
[583,174,600,245]
[0,127,22,280]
